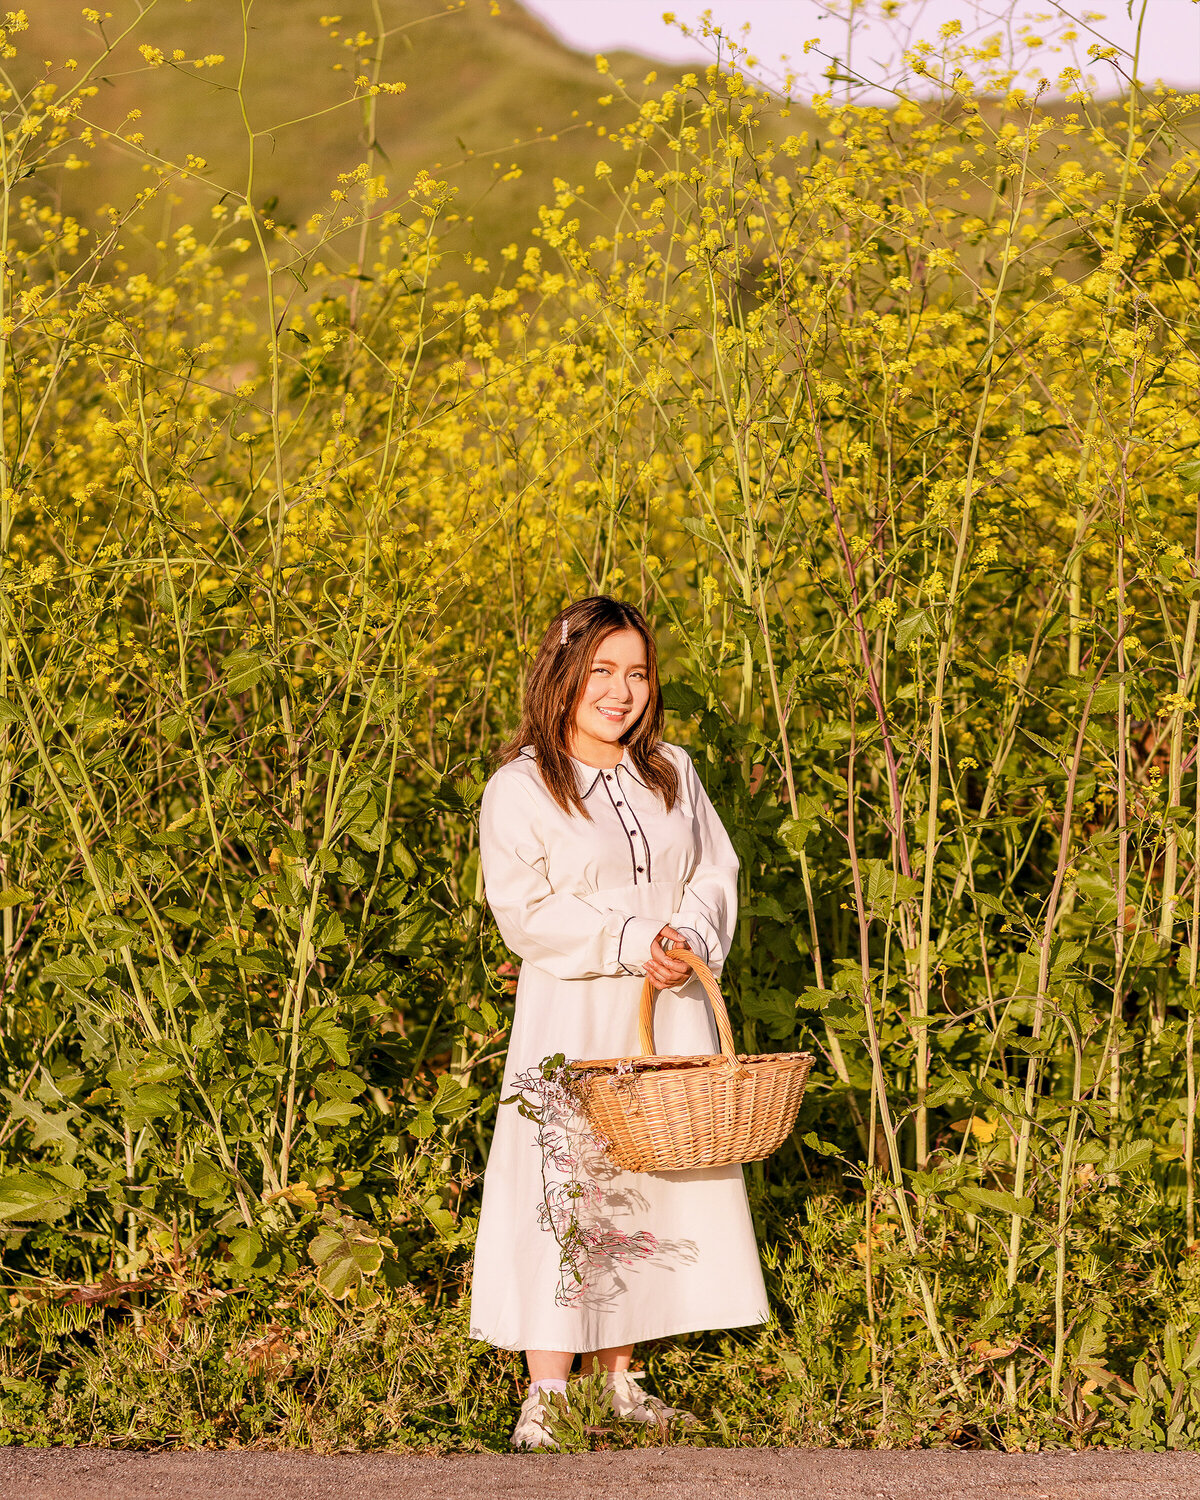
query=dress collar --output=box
[519,746,648,797]
[569,751,648,797]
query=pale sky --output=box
[523,1,1200,98]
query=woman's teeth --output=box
[598,707,627,720]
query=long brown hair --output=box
[499,596,679,817]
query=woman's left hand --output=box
[645,925,692,990]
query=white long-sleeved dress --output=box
[469,741,768,1353]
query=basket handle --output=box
[637,942,738,1059]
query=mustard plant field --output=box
[3,0,1200,1453]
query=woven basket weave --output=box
[571,946,813,1173]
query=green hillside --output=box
[17,0,675,263]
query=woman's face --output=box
[571,627,652,758]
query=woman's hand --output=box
[645,925,692,990]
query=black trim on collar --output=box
[518,746,651,799]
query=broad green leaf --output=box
[306,1098,364,1127]
[201,583,246,613]
[0,887,31,908]
[127,1083,182,1122]
[223,649,268,695]
[864,858,921,912]
[389,838,418,880]
[90,915,142,950]
[228,1227,263,1270]
[183,1156,229,1205]
[233,947,289,975]
[955,1184,1033,1218]
[6,1095,80,1156]
[313,909,345,951]
[661,681,705,715]
[308,1213,384,1299]
[1102,1141,1153,1176]
[431,1072,478,1121]
[315,1068,365,1102]
[249,1028,280,1066]
[896,609,934,650]
[159,711,189,743]
[309,1019,350,1066]
[0,1167,85,1223]
[41,953,107,989]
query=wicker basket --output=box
[570,946,813,1173]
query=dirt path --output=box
[2,1446,1200,1499]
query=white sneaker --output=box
[510,1389,561,1450]
[604,1369,695,1428]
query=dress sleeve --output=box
[479,771,661,981]
[668,750,740,977]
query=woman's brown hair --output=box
[499,596,679,817]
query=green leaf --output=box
[223,649,268,695]
[306,1098,364,1128]
[779,794,824,856]
[233,947,289,975]
[431,1072,478,1122]
[955,1184,1033,1218]
[0,698,22,725]
[742,895,789,922]
[308,1213,384,1300]
[227,1227,263,1270]
[1102,1140,1153,1176]
[896,609,934,650]
[90,915,142,950]
[864,858,921,913]
[183,1155,229,1206]
[313,909,346,952]
[0,887,31,908]
[41,952,107,989]
[0,1167,85,1223]
[661,681,706,715]
[422,1195,459,1238]
[249,1028,280,1067]
[308,1019,350,1066]
[159,711,189,743]
[200,584,246,614]
[127,1083,182,1122]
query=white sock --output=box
[529,1378,568,1399]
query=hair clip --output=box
[560,619,569,645]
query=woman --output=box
[471,595,767,1449]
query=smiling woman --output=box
[469,596,766,1448]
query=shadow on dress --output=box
[565,1116,699,1313]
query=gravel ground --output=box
[3,1447,1200,1500]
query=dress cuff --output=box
[669,913,722,974]
[616,916,665,976]
[670,926,709,964]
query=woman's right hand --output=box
[645,925,692,989]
